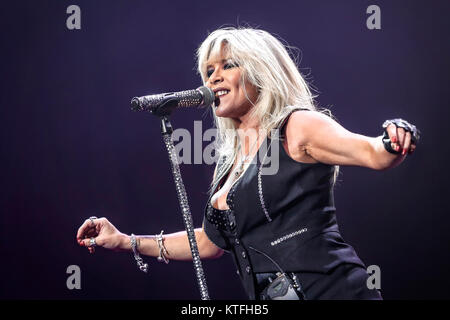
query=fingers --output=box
[82,238,96,254]
[79,235,102,246]
[78,236,102,254]
[387,124,416,156]
[76,217,103,250]
[401,131,411,155]
[387,124,401,153]
[77,218,96,240]
[79,237,92,247]
[396,126,406,150]
[77,217,113,254]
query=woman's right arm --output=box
[76,217,224,260]
[128,228,224,261]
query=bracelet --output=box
[155,230,169,264]
[130,234,149,273]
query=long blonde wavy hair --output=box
[196,27,339,187]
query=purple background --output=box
[1,0,449,299]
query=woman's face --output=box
[204,48,259,120]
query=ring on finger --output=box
[89,237,97,247]
[89,216,98,227]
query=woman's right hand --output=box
[76,217,129,253]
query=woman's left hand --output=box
[382,119,420,156]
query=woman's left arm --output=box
[285,111,419,170]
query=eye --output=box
[224,61,238,69]
[206,68,214,78]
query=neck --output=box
[232,113,262,155]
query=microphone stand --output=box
[159,116,210,300]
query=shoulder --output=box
[284,109,335,145]
[287,109,334,127]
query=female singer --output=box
[76,27,419,300]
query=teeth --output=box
[216,90,229,97]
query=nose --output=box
[208,69,224,86]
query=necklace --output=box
[234,136,260,178]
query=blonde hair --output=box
[196,27,339,186]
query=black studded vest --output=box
[203,108,366,299]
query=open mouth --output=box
[214,89,229,107]
[215,90,230,98]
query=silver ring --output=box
[89,237,97,247]
[89,216,98,227]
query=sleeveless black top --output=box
[203,108,366,299]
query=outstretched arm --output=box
[76,217,224,260]
[129,228,224,261]
[285,110,417,170]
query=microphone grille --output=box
[130,97,142,111]
[197,86,215,107]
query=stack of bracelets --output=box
[130,230,169,273]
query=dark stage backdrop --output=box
[1,0,449,300]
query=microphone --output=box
[131,86,215,116]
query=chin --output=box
[215,109,237,120]
[214,106,230,118]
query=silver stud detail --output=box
[270,228,308,246]
[258,142,272,222]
